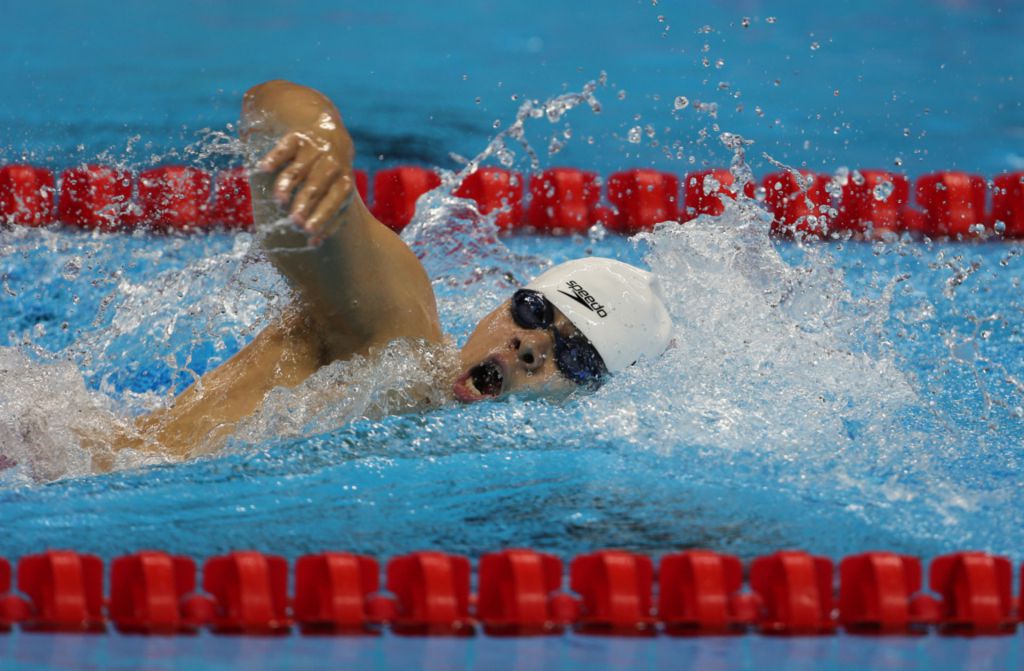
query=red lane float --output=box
[606,169,680,233]
[455,167,524,229]
[476,549,566,635]
[353,169,369,204]
[749,551,836,635]
[386,551,474,636]
[6,162,1024,241]
[929,552,1016,635]
[372,166,441,232]
[2,548,1024,637]
[293,552,381,634]
[992,172,1024,238]
[914,172,988,238]
[570,550,657,636]
[527,168,600,233]
[209,167,253,229]
[834,170,910,237]
[657,550,751,635]
[16,550,106,632]
[0,165,55,226]
[109,551,199,634]
[838,552,932,635]
[762,170,831,239]
[202,551,291,635]
[138,166,212,231]
[58,165,135,231]
[0,558,29,630]
[683,169,737,221]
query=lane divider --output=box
[0,548,1020,637]
[1,164,1023,240]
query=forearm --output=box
[241,80,442,354]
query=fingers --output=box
[289,157,341,224]
[256,133,300,173]
[304,177,354,245]
[272,143,322,205]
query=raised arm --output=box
[242,80,442,356]
[90,82,445,465]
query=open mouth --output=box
[453,359,505,403]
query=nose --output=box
[512,330,552,373]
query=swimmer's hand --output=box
[256,131,356,246]
[239,80,443,360]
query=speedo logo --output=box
[558,280,609,318]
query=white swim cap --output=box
[526,257,672,373]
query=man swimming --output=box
[111,80,673,461]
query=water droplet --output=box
[673,96,689,110]
[702,174,721,195]
[493,119,501,129]
[810,42,820,51]
[894,157,904,167]
[618,90,627,101]
[626,126,643,143]
[62,257,82,281]
[474,97,481,104]
[741,17,751,28]
[872,180,895,201]
[698,24,713,34]
[766,16,777,24]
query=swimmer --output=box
[106,80,672,463]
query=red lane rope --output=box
[1,164,1022,240]
[0,549,1020,636]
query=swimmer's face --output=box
[453,298,582,403]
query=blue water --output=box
[2,1,1024,669]
[3,631,1022,671]
[2,1,1022,177]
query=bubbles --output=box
[673,96,690,111]
[627,126,643,144]
[62,256,83,281]
[873,180,895,201]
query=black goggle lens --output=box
[511,289,553,330]
[511,289,607,387]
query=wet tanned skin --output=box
[453,299,579,403]
[97,80,576,466]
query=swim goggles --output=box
[510,289,608,388]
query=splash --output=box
[1,79,1023,562]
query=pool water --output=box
[2,630,1021,671]
[2,0,1023,669]
[1,203,1022,562]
